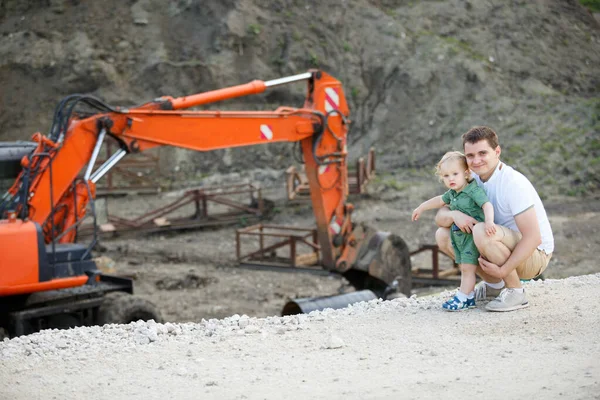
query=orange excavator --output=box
[0,70,410,338]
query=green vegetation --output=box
[514,127,528,137]
[373,174,410,191]
[384,179,410,191]
[495,97,600,197]
[504,143,525,158]
[308,51,319,67]
[419,31,489,63]
[247,23,261,36]
[580,0,600,12]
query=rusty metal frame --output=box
[236,224,325,273]
[351,147,376,195]
[235,226,461,285]
[79,183,263,239]
[286,147,376,200]
[410,244,461,286]
[95,140,161,196]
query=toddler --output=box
[412,151,495,311]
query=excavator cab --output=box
[0,145,158,338]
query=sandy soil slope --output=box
[0,274,598,400]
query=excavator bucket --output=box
[343,222,412,297]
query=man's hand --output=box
[452,211,478,233]
[479,257,504,279]
[485,221,497,236]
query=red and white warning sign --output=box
[324,87,339,112]
[329,215,342,234]
[260,124,273,140]
[318,164,330,175]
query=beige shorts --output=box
[496,225,553,280]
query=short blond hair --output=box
[435,151,472,182]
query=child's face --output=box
[440,160,469,191]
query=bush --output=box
[580,0,600,12]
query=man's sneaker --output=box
[485,288,529,312]
[474,281,503,301]
[442,295,476,311]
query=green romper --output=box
[442,180,489,265]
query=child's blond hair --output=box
[435,151,472,182]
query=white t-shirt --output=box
[473,162,554,254]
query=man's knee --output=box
[473,223,513,263]
[472,222,490,249]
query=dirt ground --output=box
[93,174,600,323]
[1,0,597,324]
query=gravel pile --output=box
[0,292,444,360]
[1,274,598,400]
[2,274,598,360]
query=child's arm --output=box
[412,196,446,221]
[482,202,496,236]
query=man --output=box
[435,126,554,312]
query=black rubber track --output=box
[97,292,163,325]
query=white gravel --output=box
[1,274,599,400]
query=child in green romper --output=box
[412,151,496,311]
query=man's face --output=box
[464,140,500,180]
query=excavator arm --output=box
[1,70,411,298]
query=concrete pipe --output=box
[281,290,378,316]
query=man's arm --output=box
[480,207,541,279]
[434,206,478,233]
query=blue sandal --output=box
[442,295,476,311]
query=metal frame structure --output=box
[95,140,161,196]
[236,229,461,286]
[286,147,376,200]
[79,183,264,239]
[235,224,329,275]
[410,244,460,286]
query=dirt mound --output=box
[1,0,598,196]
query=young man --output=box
[435,126,554,312]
